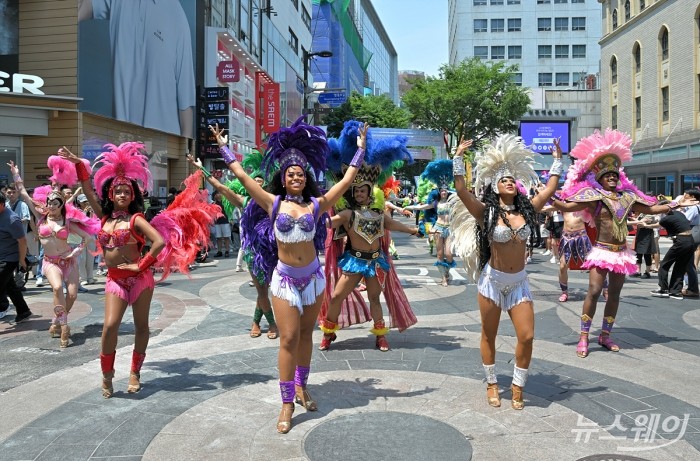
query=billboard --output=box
[77,0,197,138]
[519,121,570,154]
[0,0,19,76]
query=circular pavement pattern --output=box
[303,411,472,461]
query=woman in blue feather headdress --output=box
[318,120,421,353]
[405,159,458,286]
[204,118,366,434]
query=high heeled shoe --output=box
[319,332,336,351]
[102,372,114,399]
[60,326,70,348]
[511,384,525,410]
[295,386,318,411]
[486,383,501,407]
[127,372,141,393]
[276,404,295,434]
[48,323,60,338]
[375,335,390,352]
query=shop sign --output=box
[216,59,240,83]
[0,71,45,95]
[263,83,280,131]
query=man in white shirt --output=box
[78,0,195,138]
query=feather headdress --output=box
[421,159,453,190]
[560,129,654,203]
[261,116,328,179]
[327,120,412,190]
[381,176,401,200]
[93,142,152,199]
[47,155,92,187]
[474,134,539,190]
[241,149,265,181]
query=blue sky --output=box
[371,0,448,77]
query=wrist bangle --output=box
[548,158,563,177]
[199,165,213,178]
[75,161,91,181]
[220,146,237,165]
[349,148,365,168]
[453,156,466,176]
[137,253,158,272]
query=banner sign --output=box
[263,83,280,132]
[216,58,240,83]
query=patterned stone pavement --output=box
[0,227,699,461]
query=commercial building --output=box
[447,0,601,89]
[598,0,700,195]
[310,0,398,109]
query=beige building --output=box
[0,1,190,195]
[599,0,700,196]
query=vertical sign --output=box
[198,86,230,158]
[255,72,278,149]
[264,83,280,132]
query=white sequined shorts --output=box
[477,263,532,311]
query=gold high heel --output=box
[276,403,295,433]
[48,323,60,338]
[102,372,114,399]
[59,326,70,348]
[511,384,525,410]
[127,372,141,393]
[486,383,501,407]
[294,386,318,411]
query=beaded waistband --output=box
[595,241,627,252]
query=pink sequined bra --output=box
[98,213,145,250]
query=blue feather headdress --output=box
[261,116,329,179]
[326,120,413,189]
[421,159,454,190]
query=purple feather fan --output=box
[240,198,278,284]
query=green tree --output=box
[324,92,412,137]
[402,58,530,152]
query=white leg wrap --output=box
[513,366,528,387]
[483,363,497,384]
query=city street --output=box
[0,222,698,461]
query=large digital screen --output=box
[519,121,570,154]
[77,0,197,138]
[0,0,19,76]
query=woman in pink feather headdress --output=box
[59,143,220,399]
[550,129,697,359]
[8,157,100,348]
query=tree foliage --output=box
[401,58,530,152]
[324,92,412,137]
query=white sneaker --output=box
[35,276,44,287]
[549,256,557,264]
[543,250,551,256]
[526,257,532,264]
[235,265,243,272]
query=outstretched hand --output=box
[57,146,81,164]
[357,122,370,149]
[454,138,473,157]
[550,137,563,159]
[7,160,19,177]
[186,153,204,169]
[209,124,228,147]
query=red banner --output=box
[263,83,280,132]
[216,58,240,82]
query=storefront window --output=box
[648,175,675,197]
[681,173,700,192]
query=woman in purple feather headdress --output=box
[206,117,366,434]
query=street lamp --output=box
[303,49,333,122]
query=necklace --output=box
[500,204,516,211]
[284,194,304,204]
[111,210,129,219]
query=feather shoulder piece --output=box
[448,194,480,282]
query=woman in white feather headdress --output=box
[451,134,563,410]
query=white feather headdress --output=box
[474,134,539,190]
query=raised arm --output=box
[384,212,420,236]
[632,196,698,215]
[57,147,103,219]
[531,138,563,211]
[452,138,485,221]
[7,161,42,220]
[316,122,368,215]
[209,124,274,214]
[186,154,246,208]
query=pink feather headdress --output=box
[47,155,92,187]
[561,129,654,203]
[93,142,152,199]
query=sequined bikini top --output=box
[38,219,69,240]
[97,213,145,250]
[492,224,531,243]
[351,209,384,244]
[273,196,320,244]
[437,201,450,217]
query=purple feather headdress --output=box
[261,116,329,179]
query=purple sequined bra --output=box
[274,213,316,243]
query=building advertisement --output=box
[77,0,197,138]
[0,0,19,78]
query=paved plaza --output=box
[1,225,698,461]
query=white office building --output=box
[447,0,602,89]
